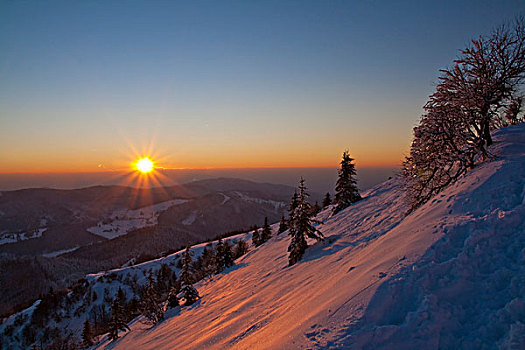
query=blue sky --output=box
[1,0,524,172]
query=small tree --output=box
[333,150,361,214]
[215,239,234,273]
[167,286,179,308]
[233,239,249,258]
[310,201,321,217]
[322,193,332,208]
[180,284,199,306]
[287,178,324,266]
[109,298,129,340]
[260,217,272,244]
[81,319,93,347]
[223,240,234,268]
[140,273,164,324]
[278,215,288,234]
[179,245,200,306]
[251,225,261,247]
[180,246,195,286]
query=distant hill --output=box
[0,178,317,317]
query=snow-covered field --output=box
[87,199,187,239]
[41,246,80,258]
[0,227,47,245]
[98,124,525,349]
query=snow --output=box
[87,199,187,239]
[234,191,285,210]
[42,246,80,258]
[0,231,253,350]
[220,193,231,205]
[0,227,47,245]
[97,124,525,349]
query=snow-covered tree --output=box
[140,273,164,324]
[180,284,199,306]
[179,246,200,306]
[180,246,195,286]
[109,298,129,340]
[287,178,324,266]
[404,19,525,209]
[215,239,234,273]
[167,286,179,308]
[233,239,249,258]
[333,150,361,214]
[260,217,272,244]
[278,215,288,234]
[251,225,261,247]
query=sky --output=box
[1,0,524,176]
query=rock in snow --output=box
[98,125,525,349]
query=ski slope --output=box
[102,124,525,349]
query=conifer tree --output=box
[289,191,299,216]
[251,225,261,247]
[215,239,235,273]
[215,239,226,273]
[311,201,321,217]
[233,239,249,258]
[322,192,332,208]
[109,298,129,340]
[222,240,234,268]
[180,246,195,286]
[333,150,361,214]
[81,319,93,347]
[140,273,164,324]
[167,286,179,308]
[180,284,200,306]
[179,246,200,306]
[278,215,288,234]
[260,217,272,244]
[287,178,324,266]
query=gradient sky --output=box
[1,0,524,173]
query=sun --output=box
[135,157,154,173]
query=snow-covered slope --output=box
[102,124,525,349]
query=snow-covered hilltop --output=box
[101,124,525,349]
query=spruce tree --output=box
[222,240,234,268]
[180,246,195,286]
[109,298,129,340]
[251,225,261,247]
[333,150,361,214]
[167,286,179,308]
[180,246,200,306]
[278,215,288,234]
[215,239,226,273]
[322,192,332,208]
[233,239,249,258]
[81,319,93,347]
[311,201,321,217]
[287,178,324,266]
[260,217,272,244]
[180,284,199,306]
[140,273,164,324]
